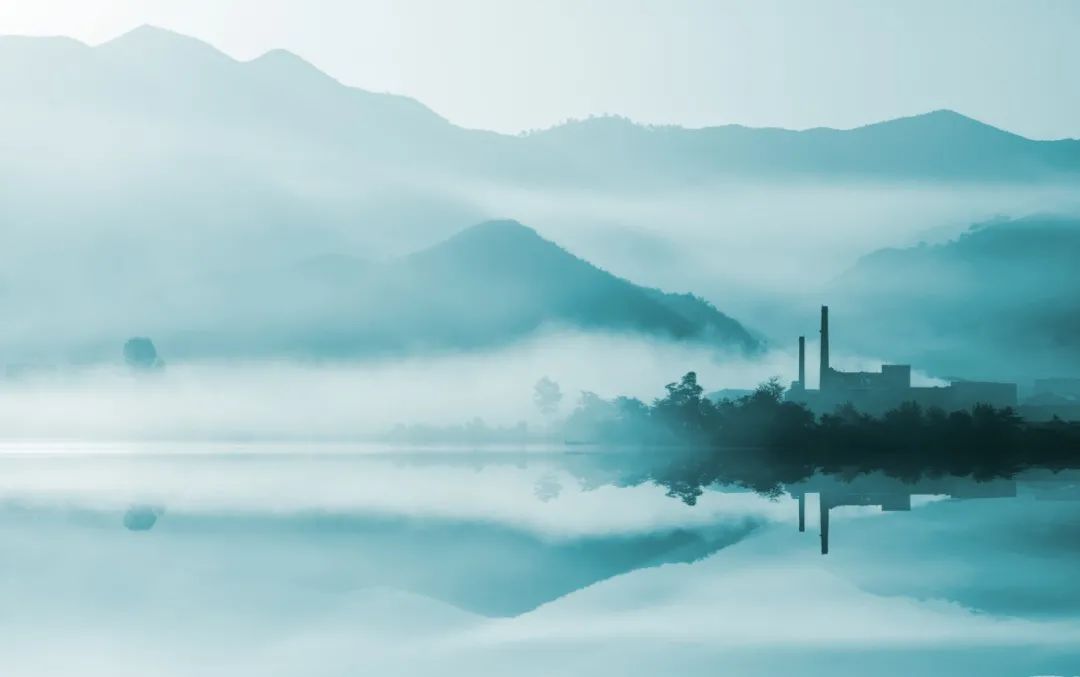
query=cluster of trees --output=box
[558,372,1080,502]
[562,372,814,448]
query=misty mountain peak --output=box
[249,47,308,66]
[98,24,233,63]
[401,220,760,354]
[862,108,1016,140]
[425,220,555,261]
[246,47,338,84]
[910,109,991,128]
[921,108,974,122]
[459,219,542,240]
[104,24,201,45]
[409,219,601,282]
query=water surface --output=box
[1,445,1078,676]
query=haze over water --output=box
[2,448,1079,676]
[3,3,1080,675]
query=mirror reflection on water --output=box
[1,445,1078,676]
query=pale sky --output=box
[1,0,1078,138]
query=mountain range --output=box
[4,25,1079,191]
[3,25,1080,371]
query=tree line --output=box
[558,372,1080,503]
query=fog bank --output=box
[0,330,945,441]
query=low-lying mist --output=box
[455,178,1080,315]
[0,330,940,442]
[5,170,1078,365]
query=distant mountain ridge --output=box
[3,24,1077,275]
[2,25,1079,188]
[2,26,1079,368]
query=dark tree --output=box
[554,370,1080,504]
[123,337,164,371]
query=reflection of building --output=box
[789,474,1018,554]
[787,306,1017,416]
[794,488,912,554]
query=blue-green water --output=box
[1,446,1078,676]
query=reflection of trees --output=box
[533,473,563,502]
[533,377,563,417]
[560,372,1080,504]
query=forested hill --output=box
[830,215,1080,380]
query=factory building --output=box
[786,306,1018,415]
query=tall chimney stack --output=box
[820,305,830,390]
[798,335,806,388]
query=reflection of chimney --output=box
[797,492,805,532]
[819,493,830,555]
[819,306,830,390]
[798,336,806,389]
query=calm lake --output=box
[1,444,1078,676]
